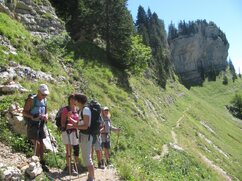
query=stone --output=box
[2,166,21,181]
[31,156,39,163]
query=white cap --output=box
[103,106,109,111]
[39,84,49,95]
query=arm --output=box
[111,126,121,133]
[78,114,90,130]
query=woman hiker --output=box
[100,106,121,165]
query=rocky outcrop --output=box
[169,21,229,87]
[5,103,58,152]
[0,61,60,84]
[0,0,64,38]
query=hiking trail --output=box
[0,141,120,181]
[170,105,232,181]
[47,166,120,181]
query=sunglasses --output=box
[104,110,109,112]
[41,93,48,97]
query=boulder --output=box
[25,156,42,179]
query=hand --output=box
[32,116,40,121]
[67,111,72,119]
[41,114,48,122]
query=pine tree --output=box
[100,0,134,68]
[168,21,178,43]
[136,6,149,44]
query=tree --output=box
[136,6,149,45]
[100,0,134,68]
[222,75,228,85]
[168,22,178,43]
[50,0,134,69]
[127,35,152,75]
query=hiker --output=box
[23,84,50,172]
[61,94,79,175]
[74,93,95,181]
[100,106,121,165]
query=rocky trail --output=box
[46,166,120,181]
[0,141,121,181]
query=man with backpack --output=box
[74,93,96,181]
[23,84,50,172]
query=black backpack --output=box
[55,106,70,131]
[80,100,102,135]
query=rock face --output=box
[169,21,229,87]
[0,0,64,38]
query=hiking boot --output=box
[72,164,78,176]
[106,159,111,166]
[98,161,105,169]
[40,160,49,172]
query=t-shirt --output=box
[79,106,91,127]
[103,117,111,133]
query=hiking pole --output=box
[67,130,72,179]
[45,124,58,167]
[114,131,120,152]
[34,120,41,156]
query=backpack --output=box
[23,94,37,124]
[80,100,102,135]
[55,106,70,131]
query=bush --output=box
[231,94,242,112]
[222,75,228,85]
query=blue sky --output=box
[127,0,242,73]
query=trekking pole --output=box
[114,131,120,152]
[45,124,58,167]
[34,120,41,156]
[67,130,72,179]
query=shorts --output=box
[27,121,46,140]
[101,141,111,149]
[79,133,93,167]
[62,130,79,145]
[92,135,102,151]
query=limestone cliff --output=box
[169,21,229,87]
[0,0,64,37]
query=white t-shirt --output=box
[79,107,91,127]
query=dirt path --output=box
[171,106,232,181]
[47,166,120,181]
[198,153,232,181]
[0,142,120,181]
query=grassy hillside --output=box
[1,12,242,181]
